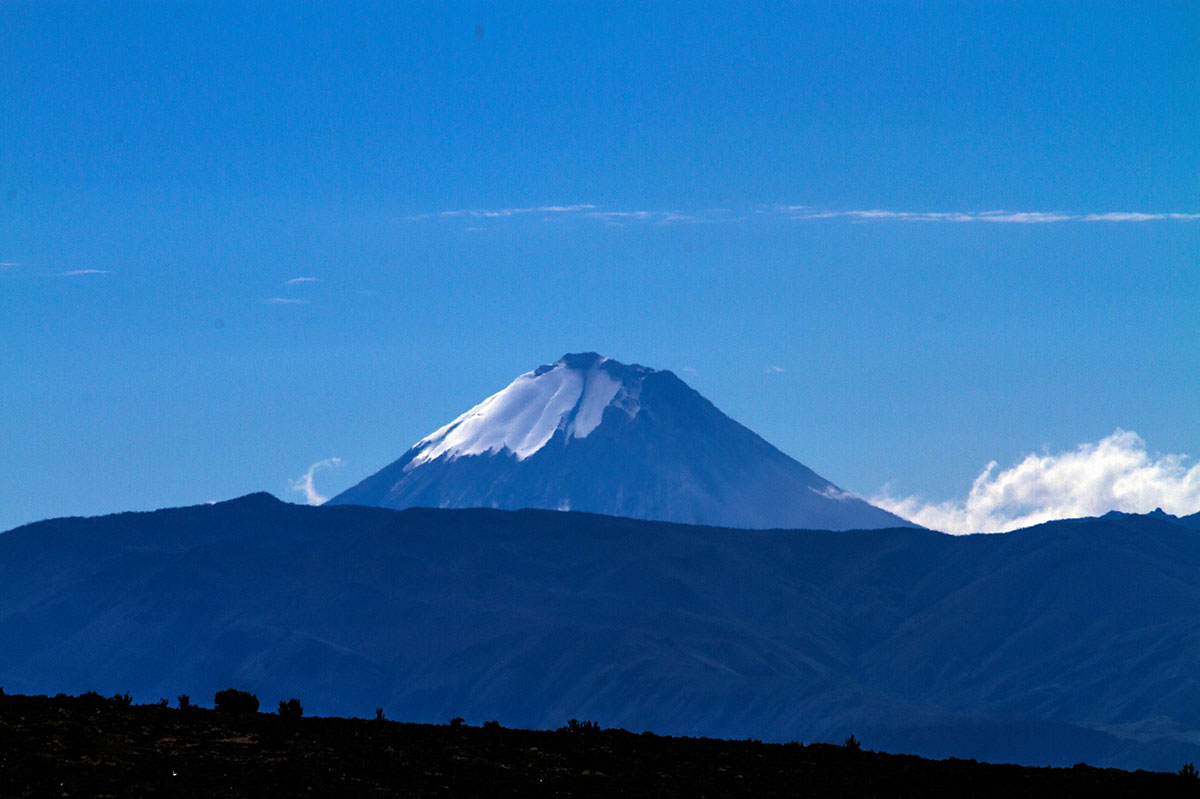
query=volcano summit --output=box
[330,353,911,530]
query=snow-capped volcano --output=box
[408,353,640,467]
[330,353,913,530]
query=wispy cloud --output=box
[1082,212,1200,222]
[416,204,724,225]
[59,269,111,276]
[782,206,1200,224]
[765,365,786,374]
[265,297,310,305]
[584,209,710,225]
[873,430,1200,534]
[0,261,18,268]
[415,203,1200,227]
[282,276,319,285]
[289,457,343,505]
[426,203,597,220]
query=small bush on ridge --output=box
[278,698,303,718]
[214,688,259,714]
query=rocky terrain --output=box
[1,690,1196,798]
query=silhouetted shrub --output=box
[112,693,133,707]
[278,698,303,718]
[483,720,501,730]
[177,694,191,710]
[844,734,861,751]
[1181,762,1199,779]
[374,708,386,722]
[214,688,259,714]
[449,717,464,728]
[559,718,600,734]
[156,698,169,708]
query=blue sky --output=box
[2,2,1198,532]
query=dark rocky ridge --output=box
[0,690,1196,798]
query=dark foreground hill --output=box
[0,691,1195,799]
[2,496,1200,770]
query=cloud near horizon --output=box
[59,269,111,276]
[874,430,1200,534]
[289,458,343,505]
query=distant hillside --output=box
[3,496,1200,770]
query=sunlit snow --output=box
[408,356,632,468]
[567,367,621,438]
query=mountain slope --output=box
[330,353,910,530]
[3,497,1200,769]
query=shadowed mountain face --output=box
[330,353,911,531]
[3,496,1200,770]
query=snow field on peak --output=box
[567,367,621,439]
[407,359,629,468]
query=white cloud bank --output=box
[289,457,343,505]
[874,430,1200,534]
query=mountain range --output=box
[6,352,1199,771]
[3,496,1200,770]
[330,353,910,531]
